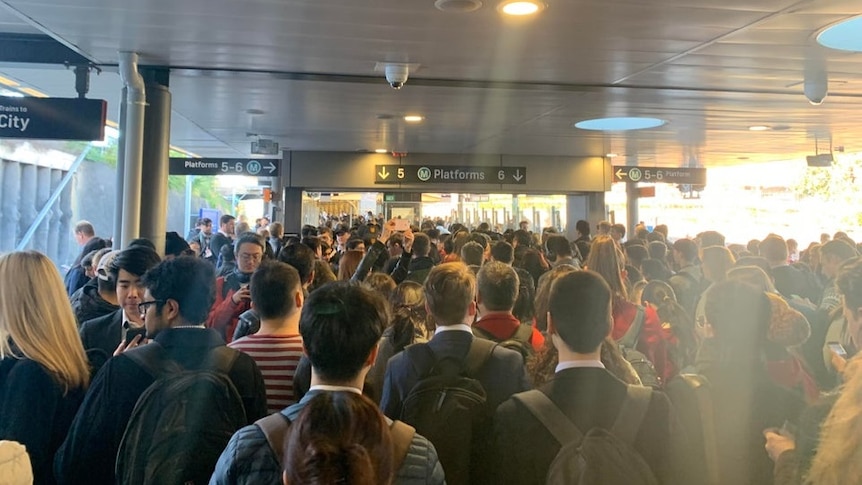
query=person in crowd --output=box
[363,273,397,302]
[65,235,109,297]
[367,281,434,403]
[235,221,251,236]
[216,243,237,277]
[230,261,304,413]
[186,217,204,242]
[760,234,822,305]
[79,245,161,358]
[278,243,317,294]
[56,257,267,485]
[337,250,364,281]
[586,235,676,382]
[492,270,687,484]
[545,234,580,269]
[668,238,705,316]
[381,263,530,485]
[207,233,266,343]
[692,245,736,329]
[491,241,537,326]
[473,261,544,352]
[641,258,673,282]
[70,249,120,324]
[675,280,806,485]
[165,231,193,259]
[208,214,236,265]
[520,248,549,289]
[574,219,591,246]
[392,233,435,285]
[461,241,485,268]
[212,281,445,485]
[267,222,284,257]
[282,392,397,485]
[0,252,92,485]
[625,243,649,273]
[699,230,726,249]
[640,280,697,371]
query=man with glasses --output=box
[207,233,266,343]
[56,256,267,485]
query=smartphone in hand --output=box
[828,341,848,358]
[125,326,147,346]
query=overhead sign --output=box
[0,96,106,140]
[169,158,281,176]
[375,165,526,184]
[613,166,706,185]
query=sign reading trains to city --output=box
[169,158,281,176]
[0,96,107,141]
[612,166,706,185]
[375,165,526,184]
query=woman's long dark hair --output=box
[389,281,432,352]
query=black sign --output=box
[375,165,526,184]
[0,96,106,140]
[613,166,706,185]
[169,158,281,176]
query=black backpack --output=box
[617,306,662,389]
[514,386,659,485]
[116,343,248,485]
[473,323,534,362]
[399,338,496,485]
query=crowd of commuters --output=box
[3,214,862,484]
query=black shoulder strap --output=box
[465,337,496,376]
[610,385,652,445]
[471,325,495,341]
[513,390,583,445]
[122,341,180,379]
[618,306,645,349]
[256,412,291,462]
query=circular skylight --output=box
[817,16,862,52]
[574,117,666,131]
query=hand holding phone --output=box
[392,218,410,232]
[828,341,848,358]
[125,326,147,346]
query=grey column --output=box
[33,166,51,254]
[626,182,639,237]
[19,164,37,250]
[0,161,19,252]
[565,195,587,241]
[284,188,303,235]
[114,86,127,245]
[138,69,171,256]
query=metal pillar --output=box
[114,86,127,245]
[626,181,640,238]
[138,69,171,256]
[118,52,146,249]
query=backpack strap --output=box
[681,374,721,485]
[464,337,497,376]
[471,325,496,341]
[207,345,240,375]
[255,412,291,461]
[618,306,645,349]
[512,324,533,344]
[609,385,652,445]
[122,341,182,378]
[389,420,416,472]
[513,390,583,446]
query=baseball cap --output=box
[96,250,120,281]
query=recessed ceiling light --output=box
[245,108,266,115]
[374,149,389,154]
[574,117,666,131]
[404,115,425,123]
[817,16,862,52]
[606,153,618,158]
[748,125,769,131]
[435,0,483,12]
[498,0,545,16]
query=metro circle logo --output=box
[246,160,262,175]
[628,167,642,182]
[417,167,432,181]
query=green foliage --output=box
[792,155,862,228]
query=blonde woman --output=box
[0,251,91,485]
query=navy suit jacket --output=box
[380,329,531,420]
[79,309,123,358]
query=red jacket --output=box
[612,300,676,382]
[474,312,545,352]
[206,277,250,343]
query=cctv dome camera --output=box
[384,64,409,90]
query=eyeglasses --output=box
[238,253,263,262]
[138,300,165,316]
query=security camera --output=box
[384,64,409,90]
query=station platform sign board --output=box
[375,165,526,185]
[613,166,706,185]
[0,96,107,141]
[169,158,281,177]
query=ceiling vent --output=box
[435,0,483,12]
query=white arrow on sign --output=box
[265,161,278,174]
[513,169,524,182]
[378,166,390,180]
[615,168,627,180]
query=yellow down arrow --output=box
[378,166,390,180]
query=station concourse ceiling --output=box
[1,0,862,168]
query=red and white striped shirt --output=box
[229,333,304,413]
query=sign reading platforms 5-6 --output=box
[169,158,281,176]
[0,96,107,140]
[612,166,706,185]
[375,165,526,184]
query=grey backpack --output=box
[513,386,658,485]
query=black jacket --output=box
[54,327,268,485]
[0,358,86,485]
[70,279,118,325]
[392,255,436,285]
[78,310,124,358]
